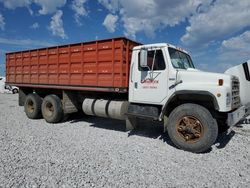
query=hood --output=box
[177,69,233,87]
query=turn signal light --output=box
[218,79,224,86]
[217,93,221,97]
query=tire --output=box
[12,88,18,94]
[42,94,63,123]
[167,103,218,153]
[24,93,42,119]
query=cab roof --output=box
[133,43,189,54]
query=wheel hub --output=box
[176,116,204,143]
[45,102,54,117]
[27,100,34,113]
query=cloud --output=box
[71,0,88,25]
[181,0,250,47]
[219,30,250,64]
[121,16,155,38]
[49,10,67,39]
[191,30,250,73]
[221,31,250,51]
[34,0,66,15]
[30,22,39,29]
[103,14,118,33]
[0,0,33,14]
[0,0,66,15]
[0,37,54,47]
[0,13,5,30]
[98,0,119,13]
[99,0,205,38]
[0,1,67,39]
[0,0,31,9]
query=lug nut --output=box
[195,133,200,138]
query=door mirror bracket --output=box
[140,49,148,68]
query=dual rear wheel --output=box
[24,93,42,119]
[24,94,63,123]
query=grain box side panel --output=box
[6,54,15,83]
[30,50,39,83]
[69,44,82,85]
[96,39,114,87]
[15,52,23,83]
[47,48,58,85]
[58,46,70,85]
[40,49,50,84]
[5,37,141,92]
[82,43,97,86]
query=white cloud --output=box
[219,30,250,64]
[181,0,250,47]
[103,14,118,33]
[192,31,250,73]
[71,0,88,25]
[0,13,5,30]
[99,0,206,38]
[30,22,39,29]
[0,0,66,15]
[0,0,31,9]
[49,10,67,39]
[121,16,155,38]
[0,37,54,47]
[222,31,250,51]
[34,0,66,15]
[0,0,33,14]
[98,0,119,13]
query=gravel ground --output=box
[0,93,250,188]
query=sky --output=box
[0,0,250,76]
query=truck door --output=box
[130,48,168,104]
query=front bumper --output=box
[227,103,250,126]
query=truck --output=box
[5,37,250,153]
[0,77,19,94]
[225,61,250,124]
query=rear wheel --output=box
[24,93,42,119]
[42,95,63,123]
[167,103,218,153]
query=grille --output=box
[232,77,240,108]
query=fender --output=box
[159,90,219,120]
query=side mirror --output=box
[140,49,148,67]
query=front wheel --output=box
[167,103,218,153]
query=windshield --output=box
[168,47,195,69]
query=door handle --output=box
[134,82,138,88]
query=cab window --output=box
[168,47,194,69]
[139,50,166,71]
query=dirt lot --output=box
[0,93,249,187]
